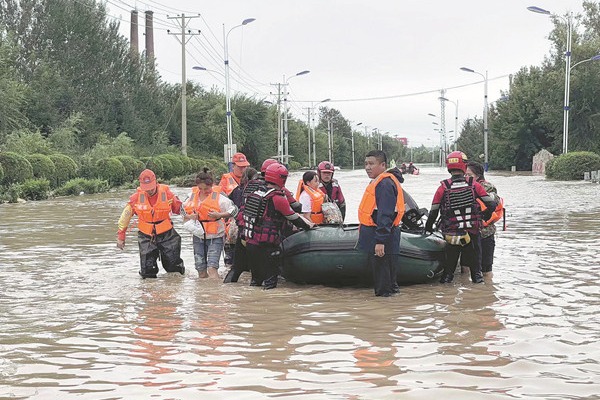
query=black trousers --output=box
[368,253,398,297]
[224,236,250,283]
[444,232,482,280]
[137,228,184,277]
[480,234,495,272]
[246,243,280,289]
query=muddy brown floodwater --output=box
[1,167,599,399]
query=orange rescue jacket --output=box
[134,184,173,236]
[477,197,504,227]
[219,173,240,196]
[184,186,222,235]
[358,172,405,227]
[295,180,325,224]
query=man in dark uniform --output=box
[356,150,405,297]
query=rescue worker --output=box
[356,150,405,297]
[183,168,238,278]
[219,152,250,196]
[219,152,250,271]
[244,163,315,289]
[317,161,346,221]
[424,151,497,284]
[116,169,185,278]
[296,170,325,224]
[465,160,503,280]
[223,159,301,283]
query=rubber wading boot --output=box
[223,268,240,283]
[439,273,454,284]
[139,270,157,279]
[262,275,278,290]
[471,272,484,284]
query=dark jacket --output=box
[356,167,404,254]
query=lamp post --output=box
[428,113,443,166]
[352,122,362,170]
[460,67,488,170]
[223,18,255,166]
[310,98,330,167]
[439,96,459,151]
[282,70,310,166]
[528,6,572,153]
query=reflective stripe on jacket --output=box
[358,172,405,227]
[219,173,239,196]
[134,184,173,236]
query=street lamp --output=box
[223,18,255,166]
[439,96,459,151]
[528,6,573,153]
[428,113,444,166]
[282,70,310,166]
[460,67,488,170]
[309,98,330,168]
[350,122,362,170]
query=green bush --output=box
[189,157,203,173]
[115,155,144,182]
[54,178,110,196]
[49,154,78,187]
[0,152,33,185]
[20,178,50,200]
[140,157,164,179]
[96,157,126,186]
[288,160,301,171]
[156,155,175,179]
[160,154,185,177]
[545,151,600,180]
[0,183,22,203]
[0,163,4,183]
[179,156,193,174]
[26,154,56,180]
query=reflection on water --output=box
[0,167,599,399]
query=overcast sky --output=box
[107,0,585,147]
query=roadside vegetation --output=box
[2,0,600,202]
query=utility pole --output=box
[167,14,200,156]
[271,83,282,161]
[305,107,311,167]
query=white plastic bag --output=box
[182,219,205,238]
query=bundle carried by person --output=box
[321,201,343,224]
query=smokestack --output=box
[145,10,155,63]
[130,10,138,54]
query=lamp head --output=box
[527,6,551,15]
[242,18,256,25]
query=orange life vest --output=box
[358,172,405,227]
[219,173,240,196]
[184,186,222,235]
[295,180,325,224]
[477,197,504,227]
[134,184,173,236]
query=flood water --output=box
[1,166,599,399]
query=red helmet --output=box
[261,158,279,174]
[265,163,288,187]
[446,151,468,173]
[317,161,335,176]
